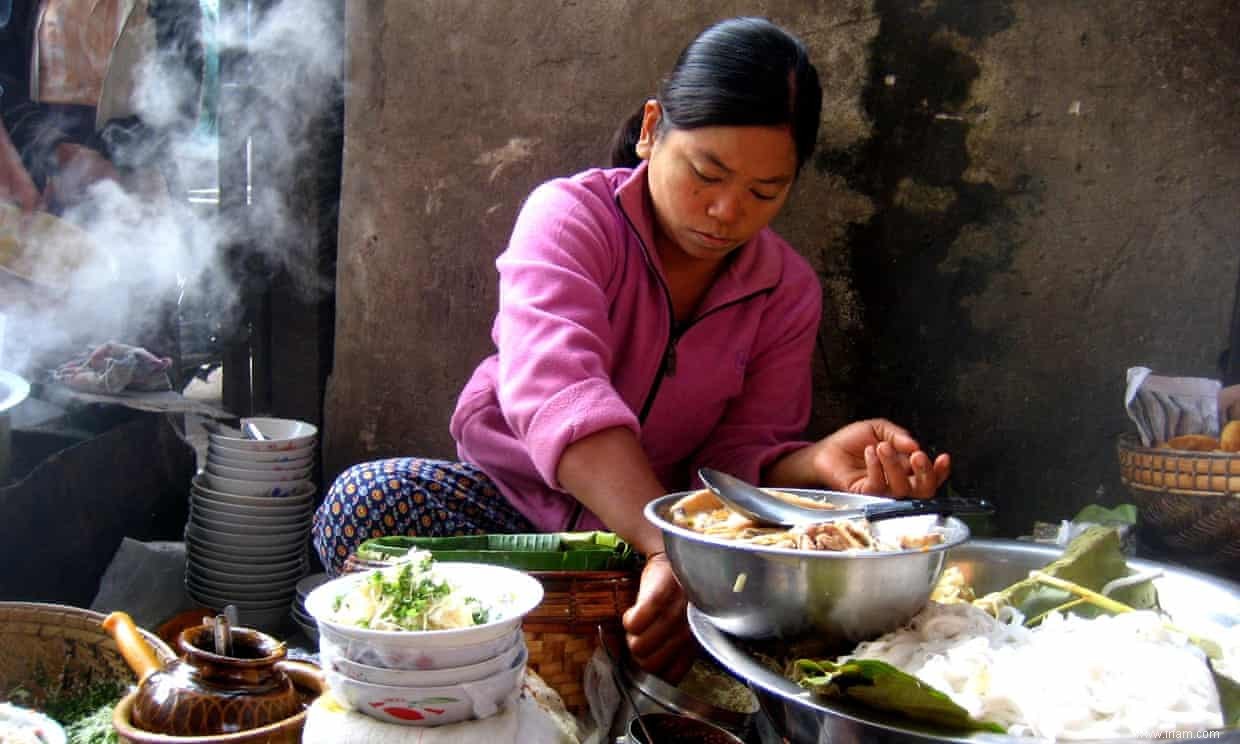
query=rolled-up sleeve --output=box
[692,254,822,485]
[493,180,640,489]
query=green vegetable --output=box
[63,702,119,744]
[14,679,126,744]
[1212,662,1240,728]
[793,658,1005,733]
[973,526,1157,620]
[1072,503,1138,525]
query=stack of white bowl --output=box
[304,563,545,727]
[185,417,319,631]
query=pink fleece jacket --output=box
[449,163,822,532]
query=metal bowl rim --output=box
[646,490,972,559]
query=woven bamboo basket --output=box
[0,602,175,706]
[1116,433,1240,568]
[521,569,638,719]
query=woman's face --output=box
[636,100,798,265]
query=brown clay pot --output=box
[103,612,317,738]
[111,661,326,744]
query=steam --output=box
[1,0,342,381]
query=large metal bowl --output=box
[645,489,971,641]
[689,539,1240,743]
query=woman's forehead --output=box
[664,124,797,182]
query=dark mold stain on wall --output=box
[817,1,1029,507]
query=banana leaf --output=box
[792,658,1005,734]
[354,532,636,570]
[973,526,1157,620]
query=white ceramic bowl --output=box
[186,573,301,602]
[305,563,543,669]
[186,583,294,610]
[192,473,316,504]
[324,650,525,727]
[186,513,310,543]
[192,487,314,515]
[191,505,311,530]
[187,562,306,592]
[187,558,306,587]
[207,417,318,452]
[323,633,526,687]
[189,550,305,576]
[202,471,310,498]
[206,462,315,483]
[185,524,307,553]
[207,443,316,464]
[0,702,67,744]
[184,534,305,564]
[208,451,315,472]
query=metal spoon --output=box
[242,421,267,440]
[698,467,994,527]
[211,612,232,656]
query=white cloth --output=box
[302,670,583,744]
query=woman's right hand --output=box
[621,552,696,683]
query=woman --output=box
[313,17,951,681]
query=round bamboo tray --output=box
[1116,433,1240,569]
[0,602,175,706]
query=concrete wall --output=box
[325,0,1240,540]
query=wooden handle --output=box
[102,611,163,682]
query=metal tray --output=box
[689,538,1240,743]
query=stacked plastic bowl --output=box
[185,417,319,630]
[304,563,544,727]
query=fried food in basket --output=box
[1161,434,1221,451]
[1221,421,1240,453]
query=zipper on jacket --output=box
[617,196,772,424]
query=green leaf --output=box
[1072,503,1138,525]
[484,533,564,552]
[1213,665,1240,728]
[793,658,1004,734]
[974,526,1157,620]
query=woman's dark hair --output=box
[609,17,822,173]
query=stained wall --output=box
[325,1,1240,542]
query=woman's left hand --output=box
[811,418,950,499]
[621,552,697,683]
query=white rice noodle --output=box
[845,602,1225,739]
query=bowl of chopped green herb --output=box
[304,550,543,670]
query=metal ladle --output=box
[698,467,994,527]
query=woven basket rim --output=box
[1122,481,1240,499]
[0,601,176,660]
[1116,431,1240,459]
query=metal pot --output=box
[604,651,757,742]
[689,538,1240,744]
[615,712,746,744]
[0,368,30,485]
[645,489,971,642]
